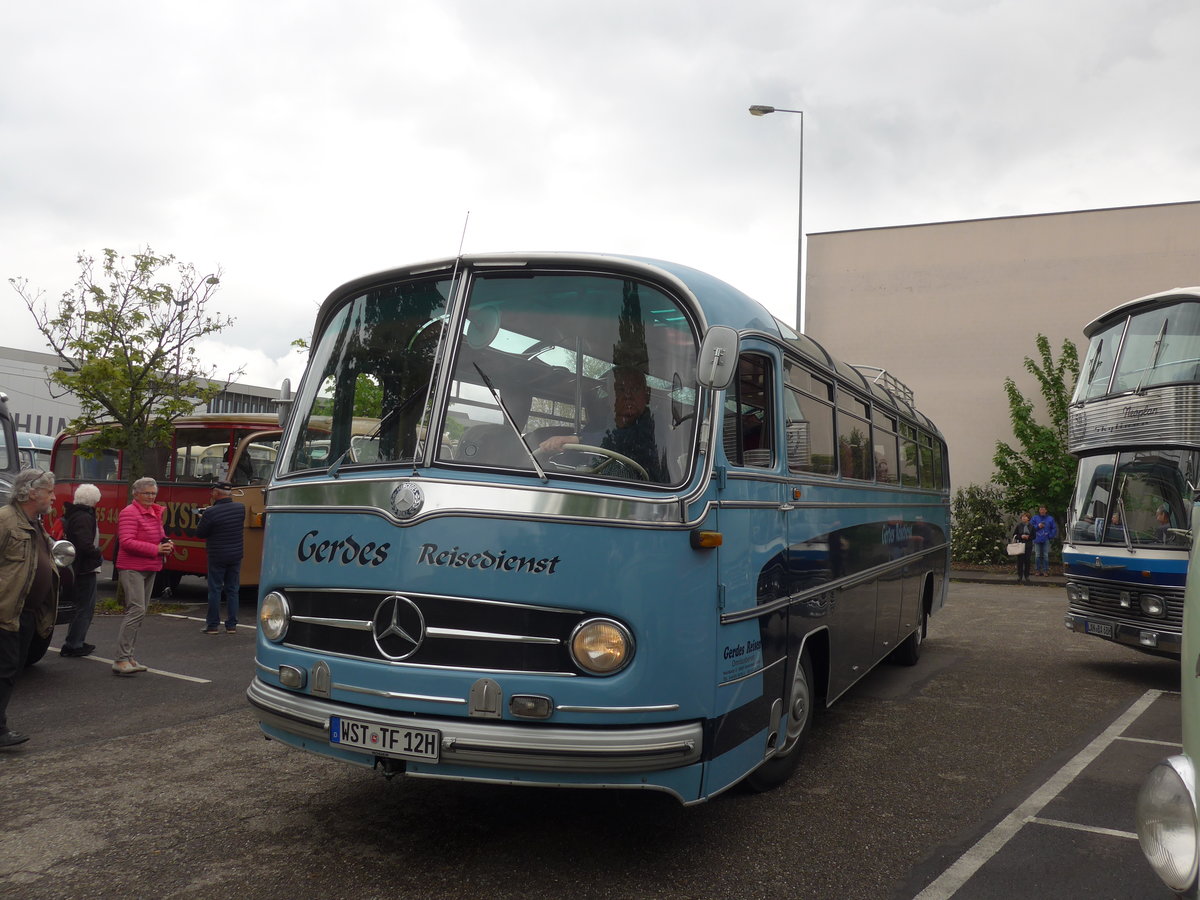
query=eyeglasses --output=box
[137,491,158,498]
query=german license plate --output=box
[330,716,440,761]
[1085,620,1114,638]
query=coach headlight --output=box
[570,618,634,675]
[260,591,291,642]
[1066,582,1088,603]
[1140,595,1167,618]
[1137,756,1199,894]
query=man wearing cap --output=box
[196,481,245,634]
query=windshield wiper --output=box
[1087,338,1105,385]
[1135,319,1169,395]
[372,385,427,439]
[1116,492,1134,554]
[472,362,548,482]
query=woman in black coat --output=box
[61,483,104,657]
[1012,512,1035,585]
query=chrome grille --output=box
[281,589,588,674]
[1067,577,1184,630]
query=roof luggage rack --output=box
[851,365,915,404]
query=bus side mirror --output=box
[696,326,739,390]
[275,378,293,428]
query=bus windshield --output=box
[1076,302,1200,401]
[1068,449,1199,545]
[285,270,699,485]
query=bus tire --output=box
[891,607,926,667]
[745,646,814,792]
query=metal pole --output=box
[749,105,804,331]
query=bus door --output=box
[704,351,789,795]
[228,430,282,587]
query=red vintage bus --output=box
[50,414,284,592]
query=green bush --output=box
[952,483,1011,565]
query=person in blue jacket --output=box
[196,481,245,634]
[1030,504,1058,576]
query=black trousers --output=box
[0,608,37,732]
[1015,546,1031,581]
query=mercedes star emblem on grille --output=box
[372,595,425,660]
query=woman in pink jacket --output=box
[113,477,174,676]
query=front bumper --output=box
[1063,612,1181,656]
[247,678,703,774]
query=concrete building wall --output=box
[0,345,281,437]
[804,201,1200,493]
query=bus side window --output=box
[836,391,871,480]
[724,354,773,467]
[899,424,920,487]
[53,436,77,478]
[784,361,835,476]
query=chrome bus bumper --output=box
[1063,612,1181,655]
[247,678,703,773]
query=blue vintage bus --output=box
[1063,287,1200,656]
[247,253,950,804]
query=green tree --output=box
[11,248,241,484]
[992,333,1081,519]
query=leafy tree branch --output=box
[10,247,244,483]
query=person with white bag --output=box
[1010,512,1035,584]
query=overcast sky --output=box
[3,0,1198,390]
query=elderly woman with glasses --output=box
[113,477,174,676]
[0,468,58,747]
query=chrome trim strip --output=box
[276,641,578,676]
[284,586,586,617]
[293,615,372,631]
[268,476,695,527]
[720,543,948,625]
[248,679,702,772]
[426,626,561,645]
[716,654,785,687]
[554,703,681,713]
[1069,386,1200,452]
[333,682,466,705]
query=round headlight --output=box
[51,539,76,568]
[570,618,634,675]
[260,591,290,642]
[1137,756,1198,893]
[1141,595,1166,618]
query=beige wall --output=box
[804,201,1200,493]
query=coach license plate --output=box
[330,716,440,761]
[1085,621,1114,638]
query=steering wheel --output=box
[534,442,649,481]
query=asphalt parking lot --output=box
[0,577,1185,899]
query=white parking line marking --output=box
[51,647,212,684]
[914,689,1163,900]
[1115,735,1183,749]
[1027,817,1138,840]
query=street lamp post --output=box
[749,104,804,331]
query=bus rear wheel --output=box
[745,646,814,792]
[891,607,926,667]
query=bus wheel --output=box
[891,607,926,667]
[745,647,814,792]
